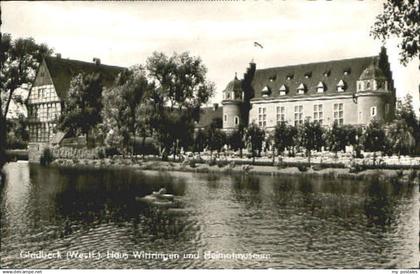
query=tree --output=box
[58,72,103,146]
[371,0,419,65]
[193,129,207,155]
[227,125,245,158]
[6,114,29,149]
[343,124,361,157]
[0,34,52,168]
[387,94,419,156]
[395,94,420,152]
[363,120,389,164]
[327,122,346,155]
[206,128,226,158]
[297,121,325,164]
[146,51,215,159]
[101,66,152,154]
[273,121,297,156]
[388,119,416,157]
[327,122,361,157]
[245,123,265,163]
[204,117,225,158]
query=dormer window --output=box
[323,70,330,77]
[337,80,346,92]
[279,84,288,96]
[304,72,312,79]
[317,81,326,93]
[297,83,306,95]
[261,85,271,97]
[343,68,351,75]
[286,74,294,80]
[269,75,276,82]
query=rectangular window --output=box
[276,106,285,123]
[385,104,389,114]
[370,106,377,117]
[333,103,344,125]
[313,104,323,124]
[294,105,303,126]
[258,107,266,127]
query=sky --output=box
[2,1,419,115]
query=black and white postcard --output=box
[0,1,419,272]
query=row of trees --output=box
[57,53,420,161]
[58,52,215,160]
[190,95,420,163]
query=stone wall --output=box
[51,146,104,160]
[28,142,49,163]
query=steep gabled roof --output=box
[44,56,126,99]
[251,55,377,99]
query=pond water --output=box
[0,162,418,269]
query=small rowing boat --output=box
[136,188,177,208]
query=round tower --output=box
[222,73,244,132]
[355,63,393,125]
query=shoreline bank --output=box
[49,158,420,185]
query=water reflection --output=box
[0,162,418,269]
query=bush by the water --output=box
[97,148,106,159]
[408,169,418,182]
[105,147,120,158]
[40,148,54,166]
[349,163,366,173]
[297,164,308,172]
[217,160,228,168]
[206,158,217,166]
[189,160,197,168]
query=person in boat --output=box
[157,188,167,194]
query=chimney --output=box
[93,58,101,65]
[213,103,219,111]
[56,53,61,59]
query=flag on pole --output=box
[254,42,263,49]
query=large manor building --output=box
[27,47,395,161]
[220,47,396,132]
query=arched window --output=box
[224,114,227,122]
[370,106,377,117]
[234,116,240,125]
[366,81,371,89]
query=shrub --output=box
[408,169,417,182]
[189,160,197,168]
[40,148,54,166]
[206,158,217,166]
[349,164,365,173]
[276,162,286,170]
[217,160,227,168]
[311,164,324,171]
[105,147,120,158]
[97,148,106,159]
[297,164,308,172]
